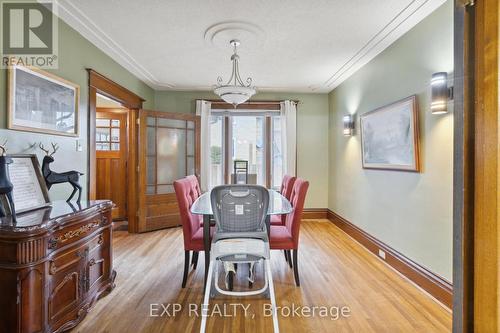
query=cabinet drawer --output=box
[87,231,110,293]
[47,212,105,251]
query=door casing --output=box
[87,69,144,233]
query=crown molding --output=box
[55,0,173,90]
[54,0,445,93]
[322,0,446,91]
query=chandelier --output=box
[214,39,256,107]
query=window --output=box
[96,118,120,151]
[271,116,283,189]
[209,111,284,189]
[231,115,266,186]
[210,115,224,187]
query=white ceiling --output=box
[56,0,446,93]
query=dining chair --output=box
[200,185,279,333]
[270,175,296,226]
[173,176,213,288]
[270,178,309,286]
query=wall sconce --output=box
[431,72,453,114]
[343,114,355,136]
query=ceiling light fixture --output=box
[214,39,256,107]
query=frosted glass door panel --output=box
[156,128,186,185]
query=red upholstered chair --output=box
[174,176,212,288]
[270,175,297,226]
[270,178,309,286]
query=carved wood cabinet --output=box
[0,200,116,333]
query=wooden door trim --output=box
[87,69,145,233]
[473,0,499,331]
[454,1,500,331]
[139,109,197,120]
[453,1,475,331]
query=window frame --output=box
[210,109,281,189]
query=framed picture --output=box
[7,155,50,214]
[360,95,420,172]
[7,64,79,136]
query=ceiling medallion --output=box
[213,39,256,107]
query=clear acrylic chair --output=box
[200,185,279,333]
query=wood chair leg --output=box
[283,250,288,263]
[182,250,190,288]
[293,249,300,286]
[191,251,199,270]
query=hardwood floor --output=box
[74,220,451,333]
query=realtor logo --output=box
[1,1,58,68]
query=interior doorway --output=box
[95,94,129,222]
[87,69,144,233]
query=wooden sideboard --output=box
[0,200,116,333]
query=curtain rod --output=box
[200,99,300,104]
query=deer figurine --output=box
[0,140,16,221]
[39,143,83,203]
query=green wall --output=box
[154,91,330,209]
[0,12,155,200]
[0,1,453,282]
[328,1,453,281]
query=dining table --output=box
[190,189,293,287]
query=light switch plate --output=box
[76,140,83,152]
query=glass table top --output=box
[191,189,293,216]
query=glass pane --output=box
[97,143,110,151]
[111,119,120,127]
[187,130,194,156]
[231,116,265,186]
[146,185,155,194]
[209,115,224,187]
[147,157,155,184]
[147,117,156,126]
[147,126,156,155]
[157,185,174,194]
[187,157,195,176]
[111,143,120,151]
[96,128,110,142]
[272,116,283,189]
[187,121,195,129]
[156,128,186,184]
[111,128,120,141]
[158,118,186,128]
[96,118,110,127]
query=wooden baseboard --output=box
[326,210,453,308]
[302,208,328,219]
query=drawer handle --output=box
[98,234,104,245]
[56,222,100,246]
[49,261,57,275]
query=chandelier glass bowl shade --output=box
[214,39,256,106]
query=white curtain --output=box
[196,100,212,191]
[280,100,297,177]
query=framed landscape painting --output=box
[360,95,420,172]
[8,65,79,136]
